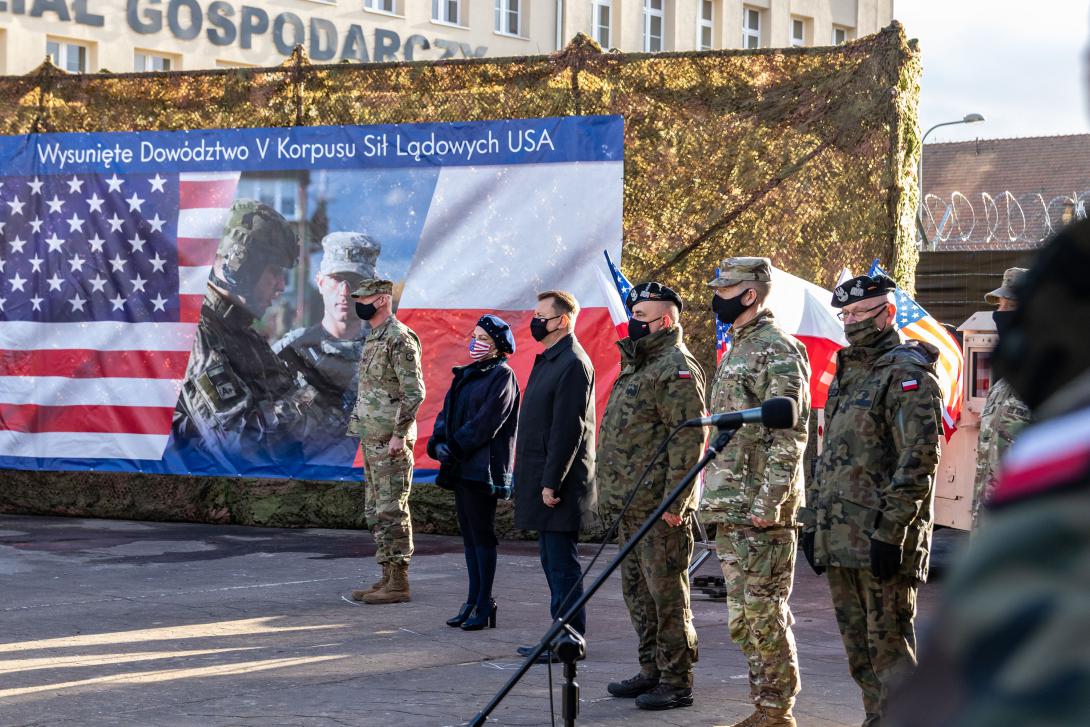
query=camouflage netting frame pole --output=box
[0,25,921,531]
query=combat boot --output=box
[753,707,796,727]
[362,563,411,604]
[351,564,388,601]
[634,683,694,710]
[728,709,766,727]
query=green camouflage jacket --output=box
[802,326,944,581]
[348,315,425,443]
[972,377,1030,527]
[701,309,811,526]
[597,325,707,520]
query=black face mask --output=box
[530,314,561,342]
[992,310,1016,345]
[355,301,378,321]
[628,316,664,342]
[712,291,753,326]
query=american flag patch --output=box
[678,370,692,379]
[901,379,919,392]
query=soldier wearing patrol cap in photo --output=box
[701,258,811,727]
[799,272,945,727]
[970,267,1031,528]
[273,232,382,463]
[347,278,425,605]
[597,281,707,711]
[173,199,330,464]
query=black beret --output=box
[831,274,897,308]
[627,281,684,313]
[476,314,516,355]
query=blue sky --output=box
[895,0,1090,142]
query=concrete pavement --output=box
[0,514,946,727]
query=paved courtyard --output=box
[0,514,950,726]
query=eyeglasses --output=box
[532,314,563,323]
[837,303,888,322]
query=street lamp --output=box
[918,113,985,248]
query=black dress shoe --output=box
[516,645,536,657]
[460,600,497,631]
[446,603,474,628]
[634,684,694,710]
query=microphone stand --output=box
[468,425,740,727]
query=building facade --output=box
[0,0,892,75]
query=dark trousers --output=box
[539,530,586,635]
[454,482,498,608]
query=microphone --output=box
[682,396,799,430]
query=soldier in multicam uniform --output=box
[700,258,811,727]
[888,219,1090,727]
[800,273,944,727]
[173,199,330,468]
[598,282,706,712]
[970,267,1031,528]
[348,278,425,605]
[273,232,381,464]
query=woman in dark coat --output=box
[426,314,520,631]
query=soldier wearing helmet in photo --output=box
[173,198,329,465]
[273,231,381,463]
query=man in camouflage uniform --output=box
[701,258,811,727]
[348,278,425,605]
[173,199,329,470]
[970,267,1031,528]
[597,282,706,711]
[274,232,381,465]
[887,218,1090,727]
[800,273,944,727]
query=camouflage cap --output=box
[320,231,381,278]
[351,278,394,298]
[831,273,897,308]
[218,198,299,271]
[627,281,684,313]
[707,256,773,287]
[984,267,1028,305]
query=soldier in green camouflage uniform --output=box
[597,282,706,712]
[274,232,381,465]
[701,258,811,727]
[173,199,332,470]
[800,273,944,727]
[887,218,1090,727]
[971,267,1031,528]
[348,278,425,605]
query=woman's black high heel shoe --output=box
[460,600,497,631]
[446,603,474,627]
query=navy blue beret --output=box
[477,314,516,355]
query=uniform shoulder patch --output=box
[901,379,919,392]
[991,405,1090,507]
[677,369,692,379]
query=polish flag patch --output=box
[678,370,692,379]
[901,379,919,392]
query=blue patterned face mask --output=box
[469,338,494,361]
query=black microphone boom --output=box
[682,396,798,430]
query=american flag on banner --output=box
[868,260,964,439]
[595,249,632,339]
[0,171,240,461]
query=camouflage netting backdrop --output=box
[0,24,920,535]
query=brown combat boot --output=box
[728,710,765,727]
[362,563,411,604]
[754,707,796,727]
[351,564,388,601]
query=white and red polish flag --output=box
[394,161,624,468]
[0,171,239,461]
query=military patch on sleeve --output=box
[677,369,692,379]
[901,379,919,392]
[196,364,244,407]
[404,350,416,363]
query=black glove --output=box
[800,531,825,576]
[869,538,903,581]
[435,443,452,463]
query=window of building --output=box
[592,0,612,49]
[236,177,299,221]
[433,0,463,26]
[134,52,174,72]
[216,59,257,68]
[791,18,805,47]
[833,25,850,45]
[643,0,664,53]
[742,7,761,49]
[46,38,89,74]
[364,0,399,15]
[698,0,714,51]
[494,0,522,37]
